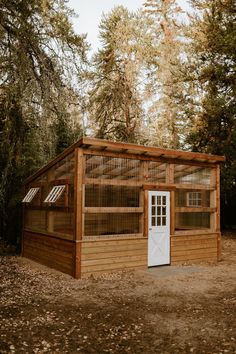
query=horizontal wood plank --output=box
[83,207,143,213]
[81,238,147,276]
[23,231,75,276]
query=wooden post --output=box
[74,148,84,279]
[216,165,221,261]
[166,163,174,184]
[170,190,175,235]
[144,190,148,238]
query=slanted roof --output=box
[24,137,225,184]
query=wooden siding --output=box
[80,238,147,278]
[23,231,74,276]
[171,233,218,264]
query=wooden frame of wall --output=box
[22,138,225,278]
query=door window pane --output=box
[152,217,156,226]
[157,196,161,205]
[162,217,166,226]
[157,217,161,226]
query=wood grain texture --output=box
[81,238,147,277]
[23,231,74,276]
[171,233,218,264]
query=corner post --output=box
[216,164,221,260]
[74,148,84,279]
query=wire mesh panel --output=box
[147,162,166,183]
[85,155,141,180]
[175,212,211,230]
[52,212,74,237]
[25,210,47,232]
[176,190,210,207]
[174,165,211,185]
[85,155,167,183]
[84,213,140,237]
[85,185,140,207]
[23,152,75,239]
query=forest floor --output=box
[0,233,236,354]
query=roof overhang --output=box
[24,137,226,184]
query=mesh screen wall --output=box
[84,213,141,237]
[174,165,211,185]
[85,185,140,207]
[176,190,210,207]
[24,152,75,238]
[175,212,211,229]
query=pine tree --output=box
[143,0,185,149]
[184,0,236,227]
[88,6,151,143]
[0,0,88,242]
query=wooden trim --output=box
[82,233,144,241]
[144,190,148,237]
[75,148,83,241]
[74,148,83,278]
[173,230,220,236]
[216,165,221,260]
[23,229,75,242]
[175,207,216,213]
[166,163,174,184]
[78,236,148,243]
[143,184,176,191]
[82,137,225,163]
[170,190,175,235]
[83,207,143,213]
[175,184,215,190]
[83,148,222,168]
[85,177,142,187]
[85,179,215,191]
[74,242,81,279]
[24,137,225,185]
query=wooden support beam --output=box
[176,207,216,213]
[170,190,175,235]
[215,165,221,260]
[83,149,219,168]
[73,148,84,278]
[83,207,143,213]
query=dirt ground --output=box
[0,233,236,354]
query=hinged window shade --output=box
[44,185,65,203]
[22,188,40,203]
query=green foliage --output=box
[143,0,185,149]
[88,6,151,143]
[0,0,88,242]
[184,0,236,227]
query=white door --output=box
[148,191,170,267]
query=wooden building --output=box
[22,138,225,278]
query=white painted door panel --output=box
[148,191,170,266]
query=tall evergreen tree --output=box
[0,0,88,242]
[89,6,152,143]
[184,0,236,227]
[143,0,185,149]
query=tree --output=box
[184,0,236,227]
[0,0,88,242]
[88,6,152,143]
[143,0,185,149]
